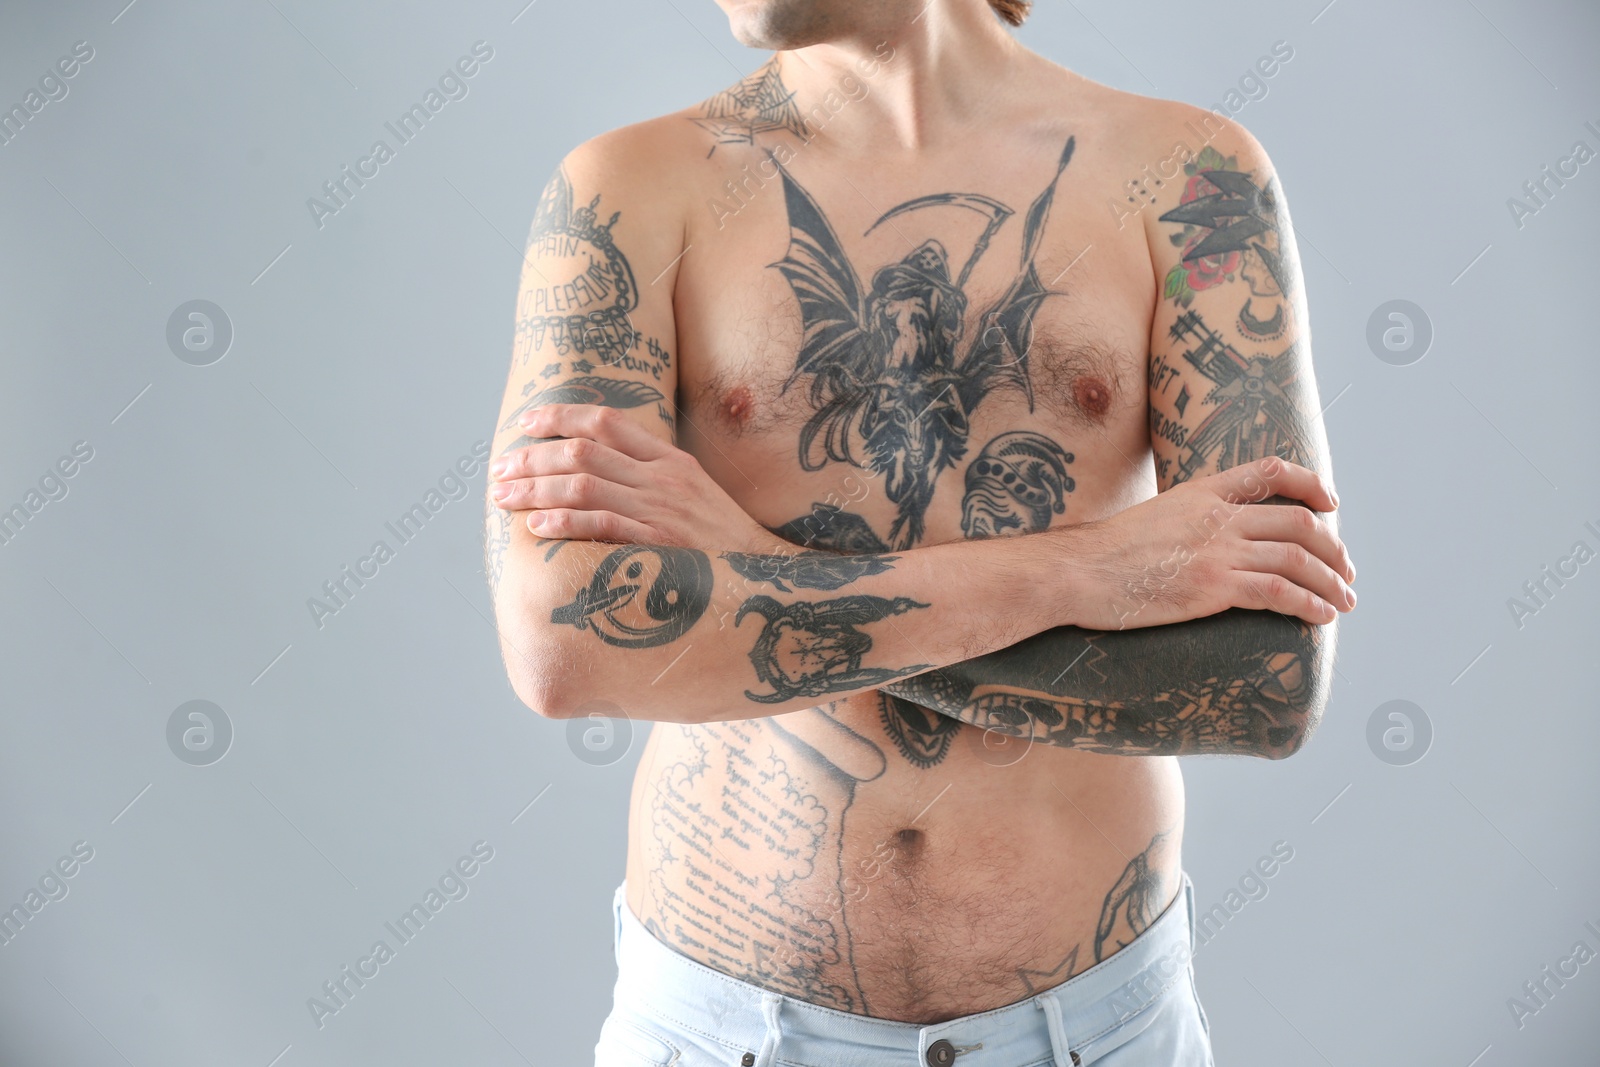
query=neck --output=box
[775,0,1022,151]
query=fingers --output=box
[515,404,671,461]
[491,435,645,489]
[526,507,658,544]
[1238,504,1355,584]
[492,470,638,515]
[1237,539,1355,614]
[1232,571,1340,625]
[1209,457,1338,512]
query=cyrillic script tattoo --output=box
[644,706,888,1012]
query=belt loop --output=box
[1036,991,1079,1067]
[753,992,783,1067]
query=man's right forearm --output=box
[490,530,1070,723]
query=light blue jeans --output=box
[596,876,1214,1066]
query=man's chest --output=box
[670,141,1158,550]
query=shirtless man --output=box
[484,1,1356,1063]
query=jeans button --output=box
[926,1038,956,1067]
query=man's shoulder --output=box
[556,107,709,199]
[1049,68,1273,176]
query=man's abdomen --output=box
[623,690,1184,1024]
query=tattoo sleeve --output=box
[881,610,1326,758]
[885,137,1337,760]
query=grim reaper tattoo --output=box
[771,138,1078,549]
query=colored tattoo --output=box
[1158,147,1298,342]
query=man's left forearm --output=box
[883,608,1334,759]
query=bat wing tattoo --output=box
[771,137,1077,549]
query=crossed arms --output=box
[485,122,1354,759]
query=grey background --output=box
[1,0,1596,1064]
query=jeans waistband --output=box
[610,874,1199,1067]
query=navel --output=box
[891,827,925,855]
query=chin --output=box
[715,0,846,50]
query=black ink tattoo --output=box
[690,60,809,152]
[484,497,511,595]
[1094,830,1175,963]
[736,595,930,703]
[516,167,639,365]
[878,692,961,768]
[498,374,668,451]
[960,431,1075,539]
[645,708,887,1012]
[772,138,1077,548]
[551,545,712,648]
[769,505,890,554]
[1016,944,1081,996]
[722,549,898,592]
[884,611,1323,759]
[1167,310,1309,484]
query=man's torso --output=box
[621,59,1192,1024]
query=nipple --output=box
[1072,375,1113,420]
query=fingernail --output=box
[1346,586,1357,608]
[1330,487,1341,508]
[488,458,507,479]
[519,409,539,428]
[527,511,546,531]
[491,483,511,501]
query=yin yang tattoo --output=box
[551,545,713,648]
[960,431,1076,539]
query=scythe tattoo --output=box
[770,137,1078,549]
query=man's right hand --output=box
[1061,457,1356,631]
